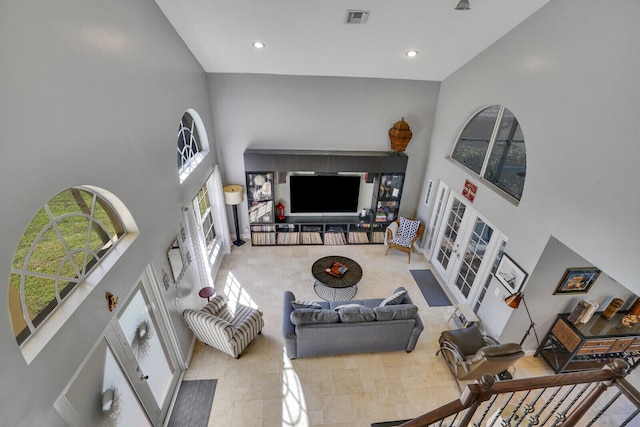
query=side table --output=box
[448,304,479,328]
[198,287,215,302]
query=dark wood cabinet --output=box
[535,312,640,373]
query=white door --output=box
[430,189,502,306]
[448,214,497,304]
[55,338,154,427]
[105,274,181,424]
[431,192,471,282]
[55,268,181,426]
[424,181,449,259]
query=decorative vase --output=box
[601,298,624,319]
[388,118,412,152]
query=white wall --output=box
[0,1,214,425]
[417,0,640,345]
[207,73,441,233]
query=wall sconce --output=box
[106,292,119,311]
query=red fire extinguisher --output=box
[276,201,285,221]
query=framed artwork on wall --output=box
[553,268,601,295]
[494,254,528,293]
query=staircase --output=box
[372,359,640,426]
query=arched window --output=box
[451,105,527,201]
[177,109,208,183]
[9,187,127,346]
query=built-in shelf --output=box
[243,149,407,246]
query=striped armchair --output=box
[183,295,264,359]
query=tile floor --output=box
[183,243,639,427]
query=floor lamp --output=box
[223,184,245,246]
[504,292,540,347]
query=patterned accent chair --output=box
[385,217,424,263]
[183,295,264,359]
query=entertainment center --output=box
[243,149,408,246]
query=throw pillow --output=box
[291,300,322,310]
[333,303,363,311]
[379,289,407,307]
[399,217,420,238]
[290,309,339,325]
[336,305,376,323]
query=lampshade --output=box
[223,185,244,205]
[504,292,522,309]
[455,0,470,10]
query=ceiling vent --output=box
[346,10,370,24]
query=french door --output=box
[432,192,470,282]
[430,188,502,305]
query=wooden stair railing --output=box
[395,359,640,427]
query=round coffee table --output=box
[311,255,363,301]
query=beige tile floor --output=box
[183,243,640,427]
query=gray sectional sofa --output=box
[282,286,424,359]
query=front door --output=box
[106,277,180,424]
[55,267,182,426]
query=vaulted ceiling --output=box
[155,0,551,81]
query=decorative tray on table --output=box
[325,261,349,278]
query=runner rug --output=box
[168,379,217,427]
[410,269,452,307]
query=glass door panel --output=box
[425,182,448,258]
[116,285,174,407]
[432,194,469,281]
[452,217,494,302]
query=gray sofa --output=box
[282,286,424,359]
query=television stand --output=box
[243,149,407,246]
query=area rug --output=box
[168,379,217,427]
[410,269,452,307]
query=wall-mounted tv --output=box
[289,175,361,214]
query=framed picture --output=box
[494,254,528,293]
[553,268,601,295]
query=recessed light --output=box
[405,50,418,58]
[252,41,265,49]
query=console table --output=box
[534,312,640,373]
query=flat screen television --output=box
[289,175,360,214]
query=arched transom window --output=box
[177,110,206,183]
[451,105,527,201]
[9,188,126,345]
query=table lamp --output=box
[224,184,245,246]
